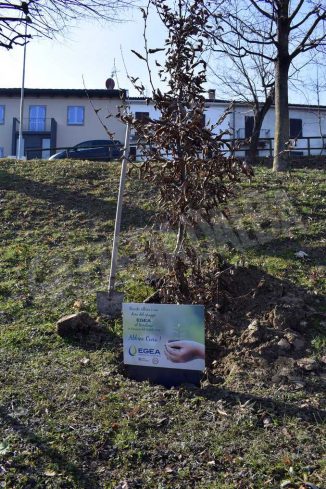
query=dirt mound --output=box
[153,255,325,385]
[205,266,324,383]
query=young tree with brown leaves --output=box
[120,0,246,256]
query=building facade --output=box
[0,88,126,159]
[0,87,325,159]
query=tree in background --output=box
[209,31,275,163]
[0,0,137,49]
[211,0,326,171]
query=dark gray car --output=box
[49,139,123,161]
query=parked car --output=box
[49,140,123,161]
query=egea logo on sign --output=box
[128,346,161,356]
[129,345,137,356]
[139,348,160,355]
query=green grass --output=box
[0,158,325,488]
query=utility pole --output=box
[17,17,29,159]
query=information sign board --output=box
[123,303,205,372]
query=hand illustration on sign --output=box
[164,340,205,363]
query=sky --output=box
[0,4,325,105]
[0,6,167,95]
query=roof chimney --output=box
[208,89,216,100]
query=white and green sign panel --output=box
[123,303,205,371]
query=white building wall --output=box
[128,99,161,120]
[232,103,326,156]
[0,98,18,156]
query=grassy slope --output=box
[0,159,325,489]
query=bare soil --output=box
[152,260,325,387]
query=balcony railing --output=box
[15,117,53,132]
[226,135,326,158]
[236,128,271,139]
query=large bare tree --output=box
[209,33,275,163]
[0,0,136,49]
[211,0,326,171]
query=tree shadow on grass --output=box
[0,170,154,229]
[0,404,100,488]
[198,385,326,423]
[248,236,326,267]
[61,329,122,353]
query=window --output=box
[290,118,303,138]
[29,105,46,131]
[135,111,149,122]
[245,116,254,138]
[67,106,85,125]
[0,105,5,124]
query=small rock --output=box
[277,338,291,350]
[294,250,308,259]
[296,357,318,371]
[240,320,263,346]
[263,416,272,427]
[56,311,102,338]
[80,357,90,365]
[320,356,326,365]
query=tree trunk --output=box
[248,90,274,163]
[273,57,290,171]
[247,117,262,164]
[273,0,290,172]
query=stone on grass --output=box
[277,338,291,350]
[56,311,102,338]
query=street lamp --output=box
[17,16,31,160]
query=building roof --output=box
[0,88,126,99]
[0,88,325,110]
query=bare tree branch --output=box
[0,0,137,49]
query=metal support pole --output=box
[108,123,131,293]
[17,19,28,159]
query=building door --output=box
[42,138,51,159]
[24,135,43,159]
